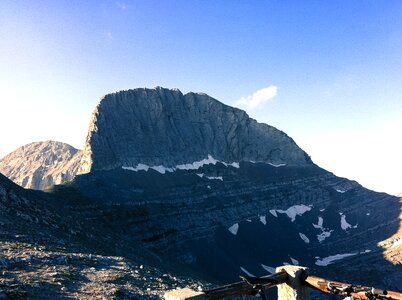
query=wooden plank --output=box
[305,276,402,300]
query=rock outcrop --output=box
[79,87,311,174]
[0,141,82,190]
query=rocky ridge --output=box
[0,141,82,190]
[79,87,311,174]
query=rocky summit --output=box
[79,87,311,174]
[0,141,81,190]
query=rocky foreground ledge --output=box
[0,235,206,299]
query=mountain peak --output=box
[79,87,312,174]
[0,141,82,190]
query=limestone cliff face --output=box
[0,141,82,190]
[79,87,312,174]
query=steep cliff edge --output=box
[79,87,311,174]
[0,141,82,190]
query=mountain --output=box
[2,87,401,297]
[0,141,82,190]
[68,87,400,290]
[79,87,311,174]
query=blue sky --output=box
[1,1,401,194]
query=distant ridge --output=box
[0,141,81,190]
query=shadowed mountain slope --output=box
[0,172,205,299]
[62,162,401,290]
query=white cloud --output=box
[105,31,113,41]
[235,85,278,110]
[116,2,127,10]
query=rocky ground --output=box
[0,173,208,299]
[0,234,206,299]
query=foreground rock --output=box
[0,239,205,299]
[0,172,206,299]
[0,141,81,190]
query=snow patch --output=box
[240,266,255,277]
[206,176,223,181]
[340,214,352,230]
[230,162,240,168]
[261,264,275,274]
[228,223,239,235]
[152,165,173,174]
[289,256,299,265]
[276,205,312,222]
[315,253,358,266]
[269,163,287,167]
[259,215,267,225]
[176,155,218,170]
[123,164,149,172]
[123,154,240,174]
[269,210,278,217]
[317,230,333,242]
[312,217,324,229]
[299,233,310,244]
[336,189,346,193]
[313,216,333,242]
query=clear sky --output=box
[1,1,401,195]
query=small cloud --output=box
[235,85,278,110]
[105,31,113,41]
[116,1,127,10]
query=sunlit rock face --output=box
[0,141,81,190]
[79,87,312,174]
